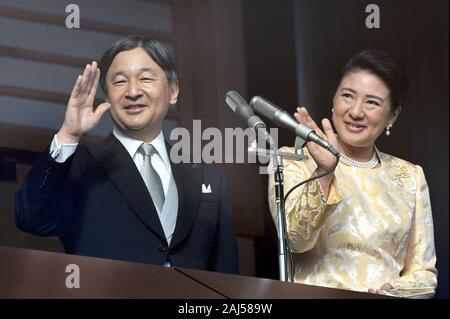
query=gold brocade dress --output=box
[268,147,438,297]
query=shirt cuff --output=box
[50,135,78,163]
[326,176,344,205]
[315,170,344,205]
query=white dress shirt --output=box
[50,128,171,198]
[112,127,171,198]
[50,128,179,266]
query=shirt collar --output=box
[112,126,171,170]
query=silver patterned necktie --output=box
[139,143,165,211]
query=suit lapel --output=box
[86,134,167,242]
[167,142,203,248]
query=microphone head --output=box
[250,96,280,120]
[251,95,313,135]
[225,90,247,113]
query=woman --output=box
[268,50,437,297]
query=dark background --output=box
[0,0,448,299]
[243,0,448,298]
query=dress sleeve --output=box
[268,147,343,253]
[391,165,438,296]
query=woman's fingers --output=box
[296,107,313,126]
[322,118,338,146]
[322,118,334,137]
[296,107,324,135]
[380,283,393,291]
[294,110,303,123]
[368,283,393,295]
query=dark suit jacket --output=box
[15,134,239,274]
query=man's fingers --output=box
[368,288,376,294]
[84,68,100,107]
[94,102,111,120]
[79,64,92,93]
[91,61,97,72]
[86,62,98,95]
[70,75,82,99]
[75,62,99,108]
[89,68,101,97]
[82,62,96,97]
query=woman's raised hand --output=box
[294,107,339,173]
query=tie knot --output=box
[140,143,157,157]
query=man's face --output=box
[105,47,178,139]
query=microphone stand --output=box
[272,136,308,282]
[248,134,307,282]
[272,150,289,281]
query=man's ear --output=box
[169,81,179,105]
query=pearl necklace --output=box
[339,151,379,169]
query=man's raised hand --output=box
[57,62,111,143]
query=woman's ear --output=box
[390,106,402,125]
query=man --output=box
[15,35,239,274]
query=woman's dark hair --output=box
[98,35,178,94]
[335,49,407,111]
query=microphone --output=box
[225,91,272,143]
[250,96,339,156]
[226,91,267,131]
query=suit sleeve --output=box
[207,173,240,274]
[15,146,74,236]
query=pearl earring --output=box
[386,123,392,136]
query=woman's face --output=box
[332,70,400,150]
